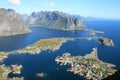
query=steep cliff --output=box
[28,11,85,30]
[0,8,31,37]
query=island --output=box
[11,64,23,74]
[82,36,114,47]
[36,73,47,78]
[55,48,116,80]
[17,38,74,54]
[87,29,114,47]
[89,29,104,36]
[98,37,114,46]
[0,64,23,80]
[0,52,23,80]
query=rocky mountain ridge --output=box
[28,11,85,30]
[0,8,31,37]
[0,8,86,37]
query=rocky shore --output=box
[0,52,12,63]
[98,37,114,46]
[0,64,23,80]
[11,64,23,74]
[82,36,114,47]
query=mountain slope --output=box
[0,8,31,37]
[28,11,85,30]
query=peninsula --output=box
[0,52,11,63]
[17,38,74,54]
[55,48,116,80]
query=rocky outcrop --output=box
[28,11,85,30]
[98,37,114,46]
[0,8,31,37]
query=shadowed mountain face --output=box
[103,70,120,80]
[0,8,31,37]
[28,11,85,30]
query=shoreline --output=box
[17,38,74,54]
[55,48,116,80]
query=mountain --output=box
[71,14,90,21]
[28,11,85,30]
[0,8,31,37]
[72,14,100,21]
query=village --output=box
[55,48,116,80]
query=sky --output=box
[0,0,120,19]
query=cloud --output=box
[40,2,55,7]
[8,0,21,5]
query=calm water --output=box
[1,20,120,80]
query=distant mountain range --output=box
[0,8,118,37]
[0,8,31,37]
[0,8,87,37]
[28,11,85,30]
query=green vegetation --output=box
[0,67,3,80]
[32,38,62,47]
[0,52,11,62]
[17,38,73,54]
[55,48,116,80]
[100,64,108,69]
[0,64,23,80]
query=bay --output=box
[1,20,120,80]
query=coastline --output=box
[17,38,74,54]
[55,48,116,80]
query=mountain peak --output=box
[7,8,15,12]
[0,8,31,37]
[28,11,85,30]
